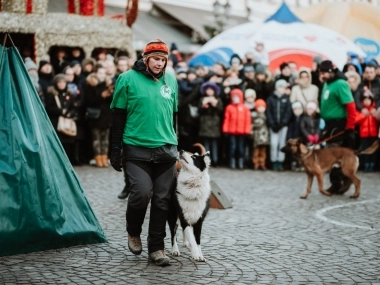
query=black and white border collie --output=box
[168,145,211,262]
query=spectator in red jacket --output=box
[222,88,252,169]
[355,88,379,172]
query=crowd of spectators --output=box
[24,42,380,172]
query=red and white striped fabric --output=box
[67,0,104,16]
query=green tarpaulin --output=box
[0,44,107,257]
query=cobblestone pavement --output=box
[1,166,380,284]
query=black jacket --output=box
[266,93,292,131]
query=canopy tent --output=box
[294,2,380,64]
[189,3,365,71]
[0,41,107,257]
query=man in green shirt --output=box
[110,39,178,266]
[319,60,358,195]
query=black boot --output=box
[326,167,344,194]
[118,186,130,199]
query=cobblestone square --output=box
[1,167,380,284]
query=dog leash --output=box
[309,130,345,150]
[313,130,345,147]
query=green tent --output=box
[0,42,107,257]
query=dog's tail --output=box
[192,143,206,155]
[356,139,379,155]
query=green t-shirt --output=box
[320,78,353,121]
[110,70,178,148]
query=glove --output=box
[271,124,280,132]
[110,147,122,172]
[313,134,319,143]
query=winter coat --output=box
[266,93,292,131]
[252,111,269,146]
[222,90,252,135]
[355,102,379,138]
[84,73,113,130]
[45,86,77,143]
[198,96,224,138]
[300,113,321,138]
[286,115,302,140]
[290,68,319,110]
[253,74,274,102]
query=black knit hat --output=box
[319,60,335,72]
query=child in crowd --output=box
[286,101,304,171]
[223,88,252,169]
[245,89,257,168]
[355,88,379,172]
[198,81,224,167]
[252,99,269,170]
[266,79,292,171]
[300,101,321,147]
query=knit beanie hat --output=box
[255,99,266,109]
[142,38,169,68]
[306,101,318,111]
[200,81,221,96]
[275,79,288,89]
[244,88,256,100]
[255,64,266,75]
[292,101,303,110]
[24,57,37,71]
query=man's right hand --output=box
[110,147,122,172]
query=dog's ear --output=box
[299,143,308,154]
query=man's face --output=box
[281,66,291,77]
[288,62,297,74]
[320,71,333,82]
[213,64,225,77]
[364,67,376,81]
[148,56,166,75]
[256,73,265,82]
[65,68,75,82]
[196,67,206,77]
[117,60,129,73]
[245,71,254,80]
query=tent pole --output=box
[2,32,15,47]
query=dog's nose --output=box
[179,150,185,155]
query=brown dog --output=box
[281,138,379,199]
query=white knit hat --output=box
[306,101,318,111]
[291,101,303,110]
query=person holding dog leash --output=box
[109,39,178,266]
[319,60,358,195]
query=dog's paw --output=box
[192,255,206,262]
[300,195,308,199]
[172,250,180,256]
[350,194,359,199]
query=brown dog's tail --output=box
[356,139,379,155]
[192,143,206,155]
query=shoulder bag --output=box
[55,95,77,137]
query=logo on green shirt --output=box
[323,90,330,100]
[160,85,172,99]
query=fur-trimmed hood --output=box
[86,73,113,87]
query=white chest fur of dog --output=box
[176,170,210,225]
